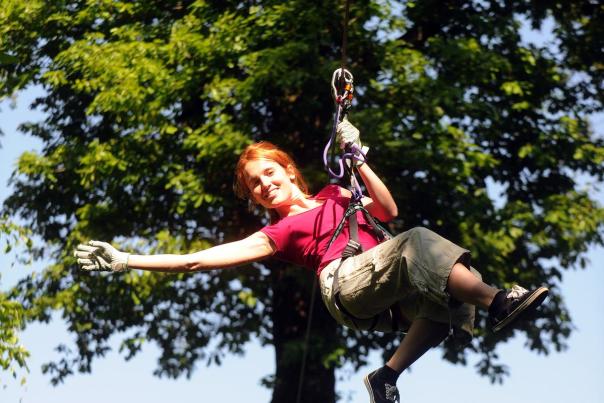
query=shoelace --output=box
[507,285,528,299]
[384,383,400,402]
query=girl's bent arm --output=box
[357,162,398,222]
[128,231,275,273]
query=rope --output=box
[295,1,351,401]
[341,0,350,72]
[295,276,318,403]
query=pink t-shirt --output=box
[260,184,381,274]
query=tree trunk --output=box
[270,264,338,403]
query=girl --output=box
[75,120,548,403]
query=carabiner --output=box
[331,68,354,111]
[324,68,358,181]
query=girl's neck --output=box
[275,194,322,218]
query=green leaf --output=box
[0,52,18,65]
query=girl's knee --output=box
[408,226,433,238]
[391,227,434,244]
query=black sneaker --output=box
[364,370,400,403]
[490,285,549,332]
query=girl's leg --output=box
[446,262,498,309]
[367,263,499,402]
[386,318,449,372]
[446,261,549,333]
[365,318,448,403]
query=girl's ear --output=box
[286,164,295,180]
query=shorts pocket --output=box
[337,255,376,304]
[337,250,405,320]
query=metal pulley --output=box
[331,68,354,117]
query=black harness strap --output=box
[323,137,395,331]
[325,200,391,257]
[325,193,395,331]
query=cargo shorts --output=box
[319,226,481,344]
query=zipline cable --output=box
[341,0,350,72]
[295,1,351,402]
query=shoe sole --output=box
[363,374,376,403]
[493,286,549,332]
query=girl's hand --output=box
[75,241,130,272]
[336,117,362,149]
[337,118,369,166]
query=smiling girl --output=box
[75,120,548,403]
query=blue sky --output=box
[1,23,603,402]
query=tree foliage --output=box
[1,0,603,400]
[0,217,32,385]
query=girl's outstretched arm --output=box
[75,231,275,273]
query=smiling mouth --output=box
[264,188,278,199]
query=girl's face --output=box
[243,159,299,209]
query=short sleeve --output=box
[315,184,343,199]
[260,221,290,257]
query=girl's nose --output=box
[260,176,271,188]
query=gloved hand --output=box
[74,241,130,272]
[336,117,361,148]
[336,117,369,165]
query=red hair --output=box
[234,141,310,213]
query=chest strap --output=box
[325,199,391,259]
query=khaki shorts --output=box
[319,227,481,344]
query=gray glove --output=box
[336,117,361,148]
[75,241,130,272]
[336,118,369,165]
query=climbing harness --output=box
[322,24,391,267]
[296,1,392,401]
[296,2,354,402]
[322,69,394,331]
